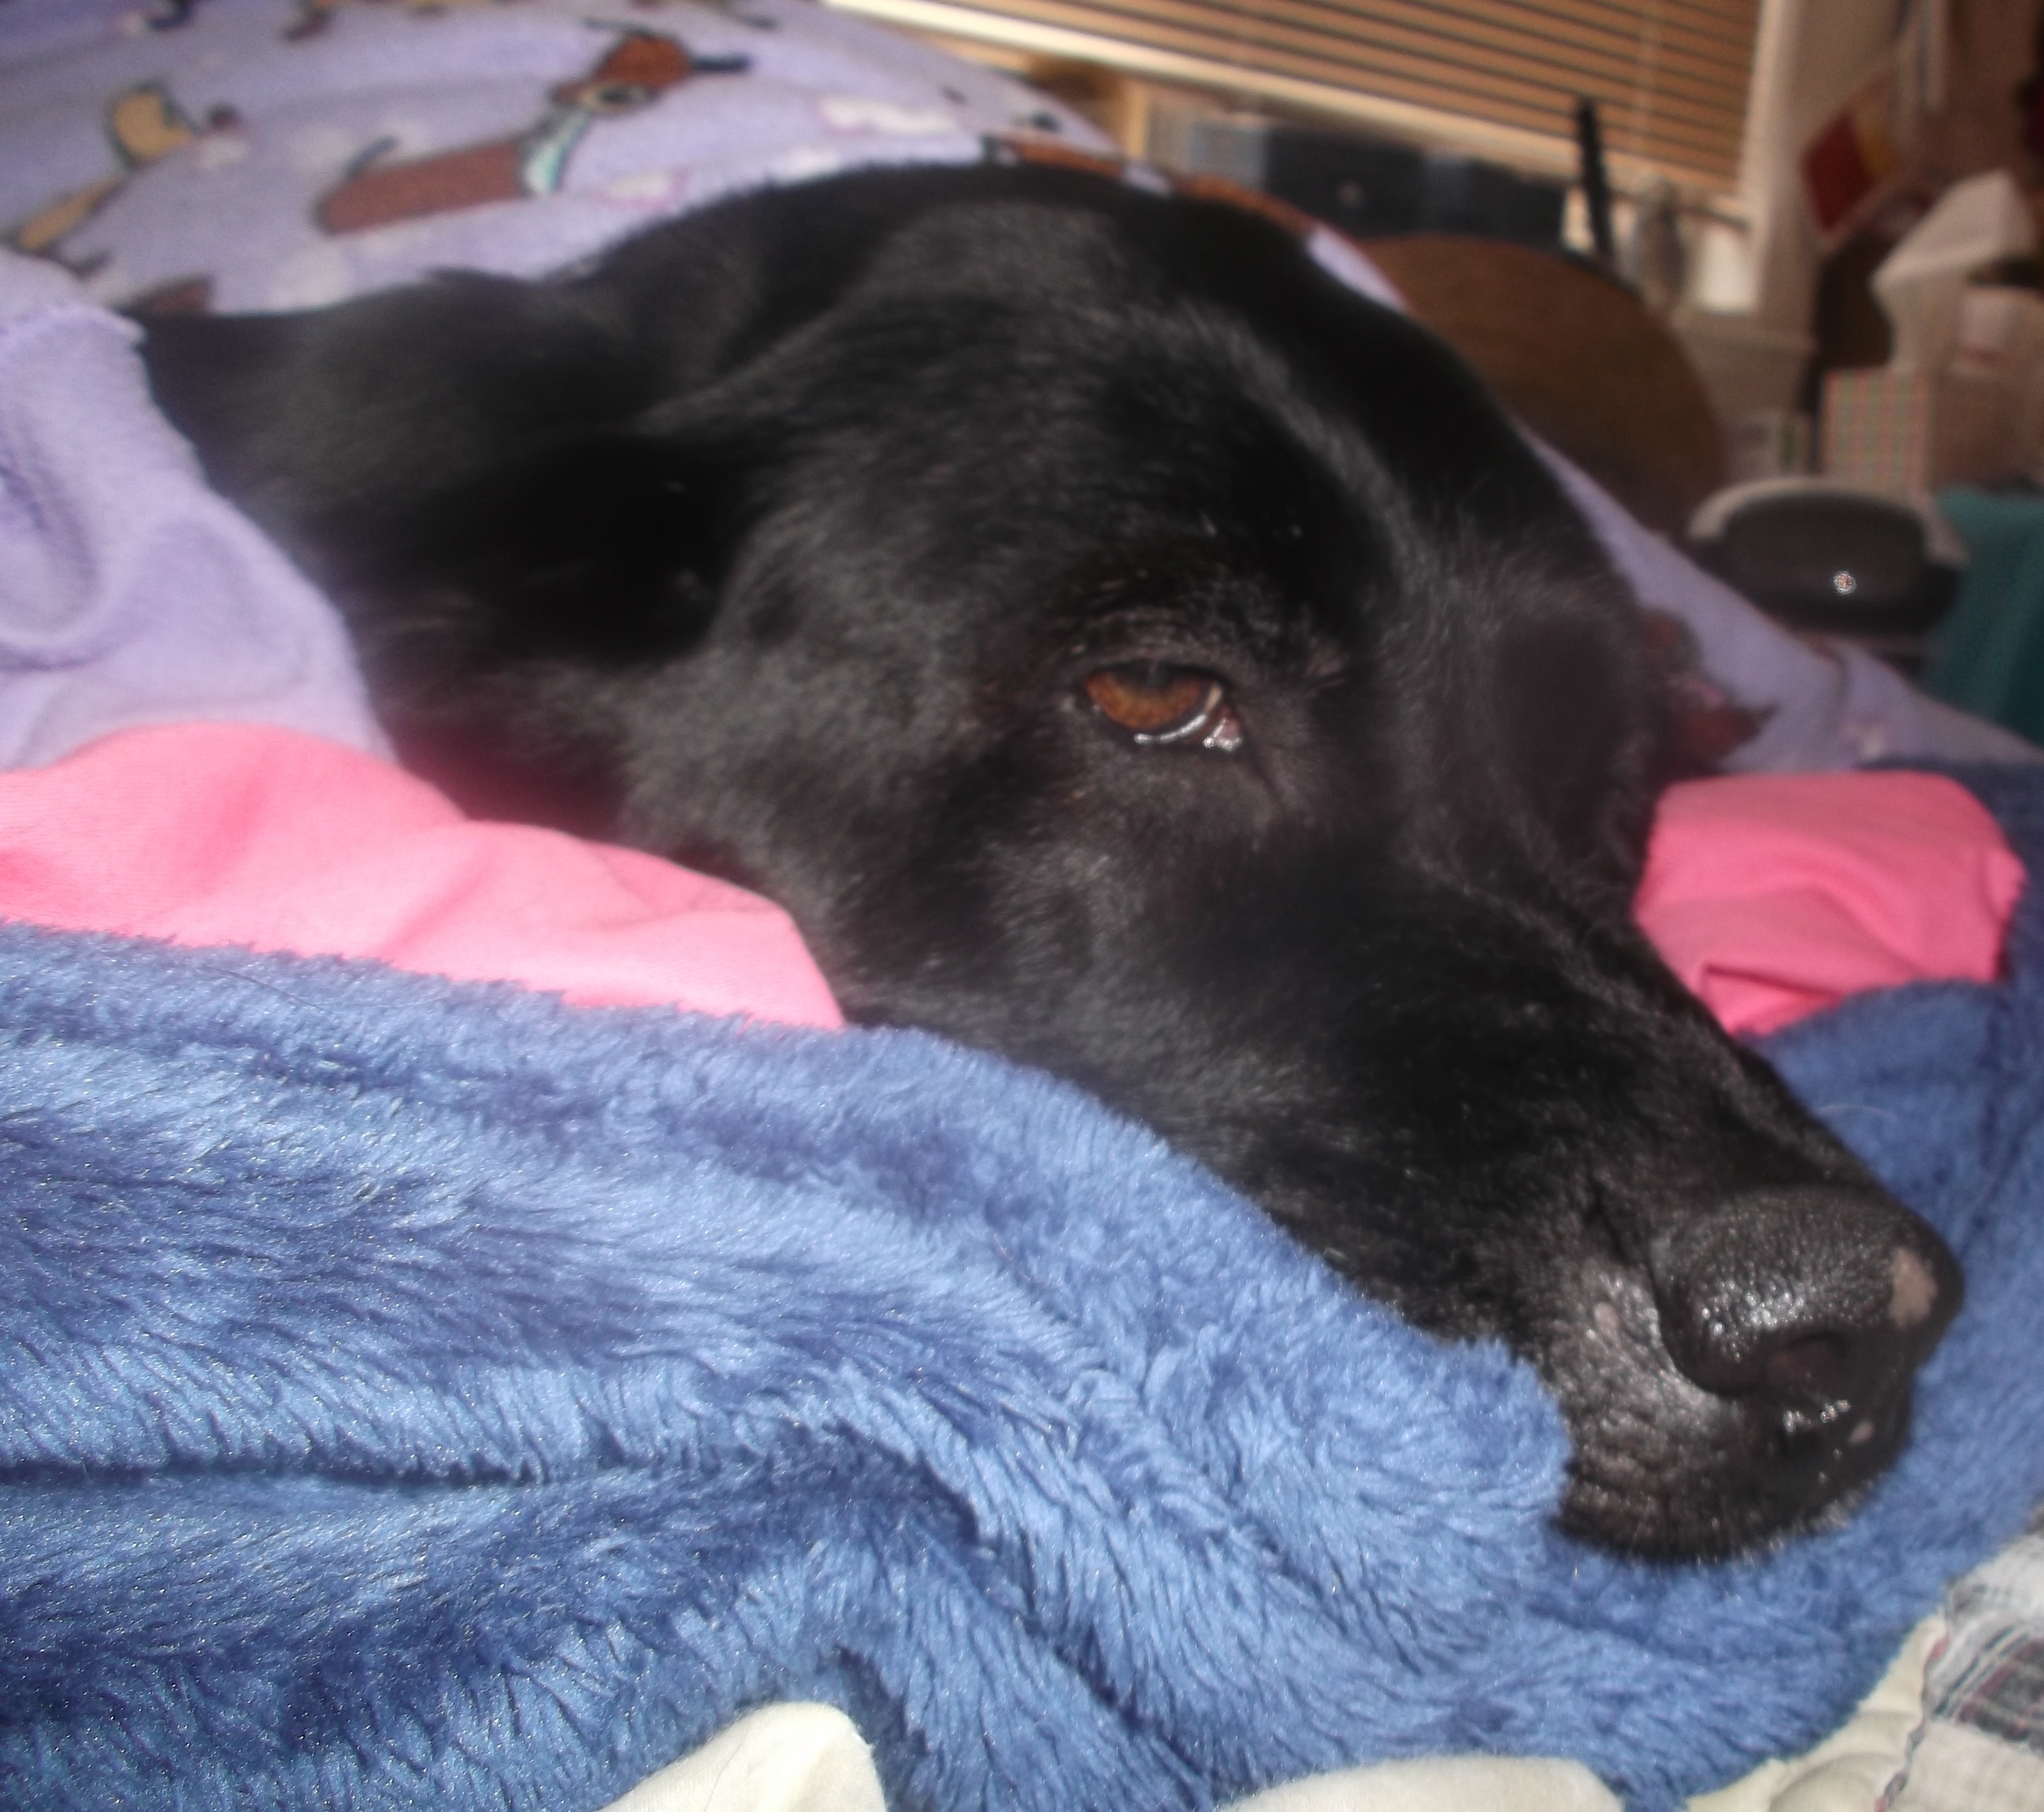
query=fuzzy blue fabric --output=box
[4,773,2044,1812]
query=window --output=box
[827,0,1764,196]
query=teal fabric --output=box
[1926,488,2044,743]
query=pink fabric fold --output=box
[0,720,840,1027]
[1636,771,2026,1035]
[0,726,2021,1042]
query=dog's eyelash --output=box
[1083,664,1244,753]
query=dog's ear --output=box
[340,428,746,672]
[140,277,748,670]
[140,273,650,531]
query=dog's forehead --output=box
[855,195,1153,302]
[681,172,1638,774]
[768,184,1587,579]
[740,353,1376,690]
[756,305,1599,682]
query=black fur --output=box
[140,161,1961,1557]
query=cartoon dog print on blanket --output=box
[288,0,513,43]
[316,29,749,233]
[7,83,237,268]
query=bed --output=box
[5,5,2044,1809]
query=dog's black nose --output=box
[1648,1186,1961,1429]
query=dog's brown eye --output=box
[1084,664,1243,752]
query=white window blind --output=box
[828,0,1763,195]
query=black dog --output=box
[140,160,1961,1558]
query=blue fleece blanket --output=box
[5,773,2044,1812]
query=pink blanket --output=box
[0,721,2020,1037]
[1639,770,2025,1033]
[0,721,839,1028]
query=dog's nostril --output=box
[1760,1332,1851,1399]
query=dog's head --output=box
[142,162,1961,1557]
